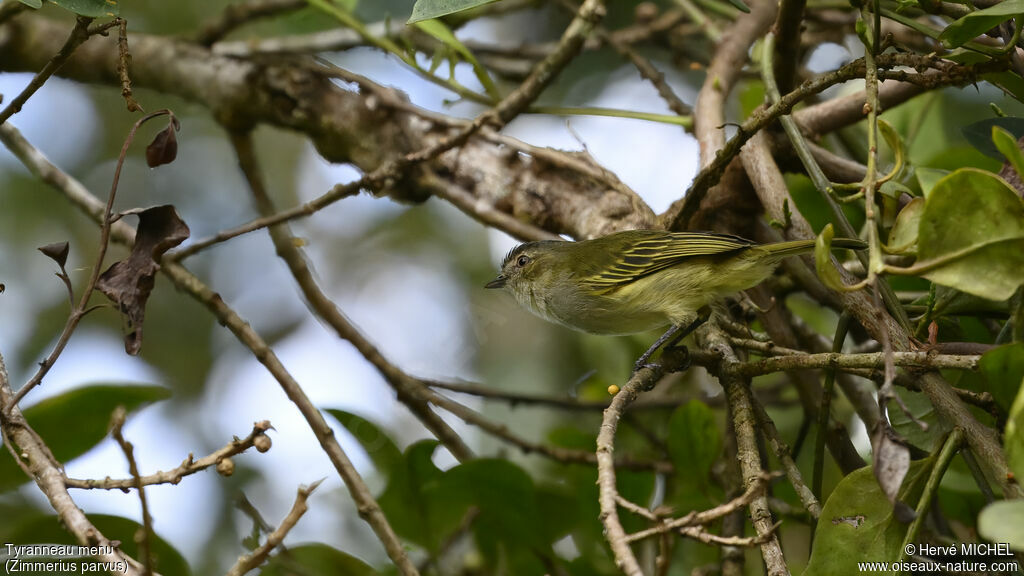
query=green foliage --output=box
[0,384,171,492]
[885,198,924,255]
[911,169,1024,301]
[259,544,378,575]
[667,400,721,490]
[17,0,120,17]
[979,378,1024,551]
[413,19,500,100]
[979,343,1024,412]
[1003,373,1024,481]
[939,0,1024,49]
[326,409,403,478]
[978,500,1024,551]
[408,0,500,23]
[805,456,936,575]
[962,117,1024,160]
[993,126,1024,179]
[888,389,943,452]
[377,440,459,553]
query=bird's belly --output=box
[561,307,669,335]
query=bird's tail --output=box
[760,237,867,257]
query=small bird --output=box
[485,229,865,369]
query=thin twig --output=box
[110,406,154,576]
[625,472,776,543]
[225,479,324,576]
[196,0,306,46]
[66,421,273,490]
[0,354,147,575]
[0,16,94,125]
[705,323,789,576]
[228,130,473,463]
[11,110,174,407]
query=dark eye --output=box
[516,255,530,267]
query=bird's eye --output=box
[516,255,530,267]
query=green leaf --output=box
[886,197,924,255]
[260,543,378,575]
[915,168,949,198]
[815,224,857,292]
[978,500,1024,551]
[962,117,1024,160]
[436,459,553,573]
[17,0,43,8]
[48,0,120,17]
[939,0,1024,48]
[887,389,943,452]
[325,409,402,479]
[878,119,907,181]
[408,0,500,23]
[1006,376,1024,486]
[993,126,1024,181]
[666,401,720,488]
[413,19,500,100]
[805,457,935,575]
[0,384,171,492]
[439,459,546,546]
[1,514,190,575]
[378,440,460,552]
[912,168,1024,301]
[979,343,1024,412]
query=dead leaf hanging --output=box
[97,205,190,355]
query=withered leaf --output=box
[38,241,70,268]
[871,419,915,523]
[97,205,190,355]
[145,120,179,167]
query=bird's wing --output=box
[581,232,754,291]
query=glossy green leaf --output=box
[260,543,378,575]
[978,500,1024,551]
[0,385,171,492]
[886,197,924,255]
[413,19,500,100]
[962,117,1024,160]
[408,0,500,23]
[939,0,1024,48]
[49,0,120,17]
[1,514,189,575]
[980,343,1024,412]
[667,400,720,488]
[325,409,402,479]
[913,169,1024,301]
[993,126,1024,180]
[17,0,43,8]
[805,457,935,575]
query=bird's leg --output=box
[634,324,683,371]
[665,313,708,351]
[633,312,709,372]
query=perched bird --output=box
[485,229,865,368]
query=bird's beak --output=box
[484,275,506,289]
